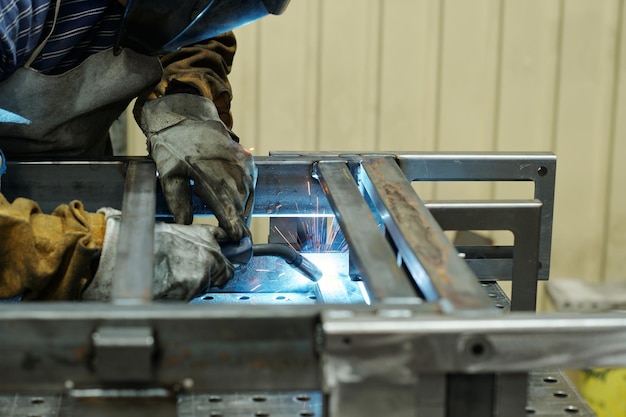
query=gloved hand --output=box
[0,194,105,301]
[82,208,233,301]
[140,93,256,241]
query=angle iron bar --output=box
[111,160,156,304]
[361,156,495,313]
[0,303,323,393]
[322,311,626,372]
[0,304,625,390]
[313,161,419,302]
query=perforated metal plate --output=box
[526,370,596,416]
[178,392,322,417]
[0,374,595,417]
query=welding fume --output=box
[0,0,293,301]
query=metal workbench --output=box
[0,152,617,417]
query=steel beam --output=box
[361,156,496,313]
[314,161,419,302]
[111,160,156,304]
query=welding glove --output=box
[82,208,234,301]
[0,194,105,301]
[140,93,256,241]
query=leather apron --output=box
[0,48,162,157]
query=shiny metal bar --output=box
[494,373,528,417]
[3,160,128,212]
[314,161,418,302]
[328,382,419,417]
[361,156,495,313]
[2,159,330,216]
[322,310,626,372]
[416,374,446,417]
[111,160,156,304]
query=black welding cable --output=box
[252,244,323,282]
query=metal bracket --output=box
[91,326,156,383]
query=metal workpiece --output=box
[360,155,495,313]
[313,160,419,302]
[112,160,157,304]
[91,326,156,382]
[395,152,556,281]
[1,302,624,391]
[0,303,322,392]
[1,158,331,216]
[321,311,626,372]
[0,151,604,417]
[428,200,543,311]
[2,159,129,212]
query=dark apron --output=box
[0,47,162,157]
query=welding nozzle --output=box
[219,238,323,282]
[252,243,323,282]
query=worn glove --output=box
[0,194,105,301]
[81,208,233,301]
[140,93,256,241]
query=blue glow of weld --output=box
[0,108,31,125]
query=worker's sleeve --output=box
[136,32,237,129]
[0,194,105,301]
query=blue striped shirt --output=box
[0,0,124,82]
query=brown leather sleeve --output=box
[136,32,237,129]
[0,194,105,301]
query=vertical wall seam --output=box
[434,0,445,153]
[490,0,506,201]
[550,0,565,152]
[433,0,445,200]
[314,1,324,151]
[599,0,624,282]
[374,0,384,150]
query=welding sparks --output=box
[273,197,348,253]
[272,225,299,252]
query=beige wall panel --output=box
[493,1,561,211]
[230,24,261,151]
[435,0,502,201]
[494,0,560,154]
[317,0,382,151]
[437,0,501,151]
[378,0,440,151]
[604,2,626,283]
[378,0,441,200]
[551,0,620,283]
[253,2,322,155]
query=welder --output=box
[0,0,291,300]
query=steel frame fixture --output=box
[0,152,616,417]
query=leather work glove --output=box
[82,208,234,301]
[140,93,256,241]
[0,194,105,301]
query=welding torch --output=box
[219,237,323,282]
